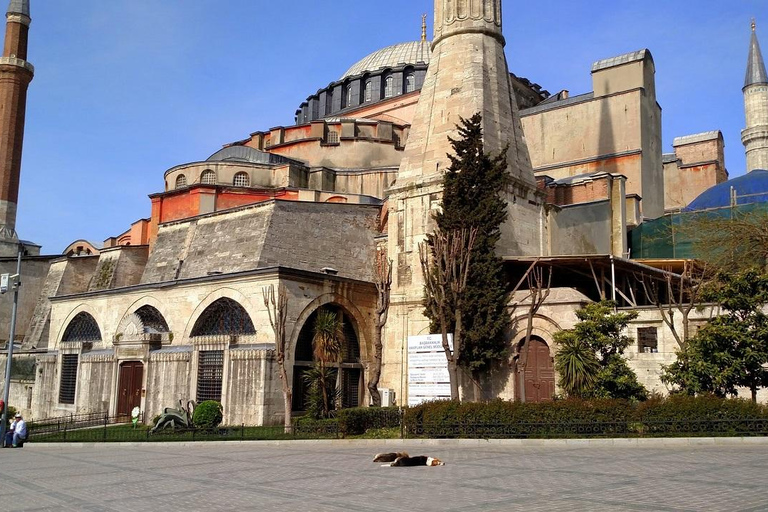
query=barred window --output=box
[175,174,187,189]
[233,172,250,187]
[201,170,216,185]
[327,131,339,144]
[135,305,169,334]
[190,298,256,337]
[59,354,78,405]
[196,350,224,403]
[638,327,658,353]
[62,312,101,342]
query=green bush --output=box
[336,407,401,436]
[192,401,223,430]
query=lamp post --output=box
[0,243,23,443]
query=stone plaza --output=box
[5,439,768,511]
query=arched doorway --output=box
[292,304,363,413]
[517,337,555,403]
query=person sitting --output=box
[12,413,26,448]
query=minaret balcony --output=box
[0,56,33,74]
[742,125,768,145]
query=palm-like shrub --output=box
[308,309,345,417]
[554,333,599,398]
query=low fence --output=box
[29,411,145,436]
[26,415,768,444]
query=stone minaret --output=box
[0,0,32,248]
[384,0,544,403]
[742,19,768,172]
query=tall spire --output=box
[745,18,768,88]
[421,13,427,42]
[6,0,29,17]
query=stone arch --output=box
[289,293,370,362]
[289,293,370,413]
[509,313,561,359]
[117,296,174,336]
[61,311,102,343]
[183,288,258,340]
[55,304,103,347]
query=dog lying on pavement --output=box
[373,452,445,466]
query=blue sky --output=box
[15,0,766,252]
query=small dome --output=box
[686,169,768,211]
[341,41,430,80]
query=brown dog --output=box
[372,451,409,462]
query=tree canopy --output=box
[554,301,648,401]
[661,270,768,402]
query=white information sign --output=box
[407,334,453,406]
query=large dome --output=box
[686,169,768,211]
[341,41,431,80]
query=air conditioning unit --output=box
[378,388,395,407]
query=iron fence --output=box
[25,416,768,444]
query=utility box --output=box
[378,388,395,407]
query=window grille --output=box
[135,305,169,333]
[384,75,394,98]
[196,350,224,403]
[638,327,658,353]
[201,170,216,185]
[190,298,256,337]
[62,312,101,342]
[327,131,339,144]
[405,73,416,93]
[233,172,250,187]
[175,174,187,189]
[342,368,361,409]
[59,354,78,405]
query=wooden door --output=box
[524,339,555,403]
[117,362,143,417]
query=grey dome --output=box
[341,41,430,80]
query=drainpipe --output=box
[610,255,617,305]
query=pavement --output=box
[4,438,768,511]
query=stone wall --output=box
[225,347,280,426]
[0,256,56,346]
[145,350,191,420]
[75,351,114,415]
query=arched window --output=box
[190,298,256,337]
[364,80,373,103]
[292,305,362,412]
[405,73,416,93]
[233,172,250,187]
[345,84,354,109]
[62,312,102,343]
[383,75,394,98]
[201,170,216,185]
[134,305,170,334]
[175,174,187,189]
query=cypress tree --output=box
[426,113,510,375]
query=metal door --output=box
[117,362,143,417]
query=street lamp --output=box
[0,243,23,444]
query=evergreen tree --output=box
[661,270,768,402]
[554,301,648,401]
[426,113,510,375]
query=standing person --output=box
[12,413,26,448]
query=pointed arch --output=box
[62,312,102,343]
[183,288,259,340]
[190,297,255,337]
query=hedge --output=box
[336,407,401,436]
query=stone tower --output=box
[742,19,768,172]
[0,0,32,251]
[384,0,545,403]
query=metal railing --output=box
[25,416,768,444]
[30,411,142,437]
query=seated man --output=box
[12,413,26,448]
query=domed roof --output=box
[686,169,768,211]
[341,41,430,80]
